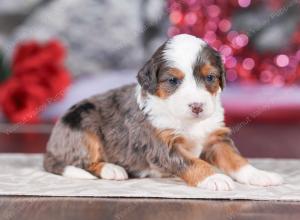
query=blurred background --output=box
[0,0,299,157]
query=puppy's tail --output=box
[43,152,97,180]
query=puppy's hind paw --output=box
[197,174,235,191]
[100,163,128,180]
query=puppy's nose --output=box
[189,102,203,115]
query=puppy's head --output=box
[137,34,225,121]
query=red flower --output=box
[1,79,48,123]
[0,40,71,123]
[12,40,70,97]
[13,40,65,71]
[14,62,71,98]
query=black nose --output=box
[188,102,203,115]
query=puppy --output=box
[44,34,283,190]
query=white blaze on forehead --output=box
[163,34,207,74]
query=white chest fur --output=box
[182,116,224,157]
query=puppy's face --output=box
[137,34,225,121]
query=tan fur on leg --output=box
[202,127,248,174]
[180,159,214,186]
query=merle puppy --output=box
[44,34,283,190]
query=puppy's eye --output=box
[205,74,216,83]
[168,77,180,85]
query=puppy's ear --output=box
[219,62,226,90]
[203,45,226,90]
[137,42,166,94]
[137,58,159,94]
[213,51,226,90]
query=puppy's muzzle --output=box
[188,102,203,115]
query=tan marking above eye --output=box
[199,63,217,77]
[155,68,185,99]
[199,63,220,95]
[167,68,185,80]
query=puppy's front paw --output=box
[197,174,235,191]
[100,163,128,180]
[230,164,283,186]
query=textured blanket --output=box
[0,154,299,201]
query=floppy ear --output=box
[219,62,226,90]
[213,50,226,90]
[137,58,159,94]
[203,45,226,90]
